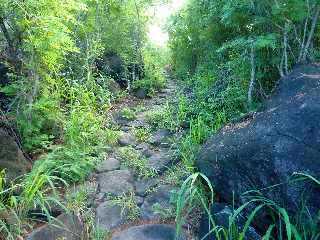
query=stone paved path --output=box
[26,80,190,240]
[92,80,187,239]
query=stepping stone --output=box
[98,170,134,196]
[96,201,127,230]
[134,178,158,197]
[127,113,148,128]
[97,158,120,173]
[134,88,148,99]
[148,150,173,174]
[26,214,84,240]
[118,133,136,146]
[135,196,145,206]
[140,185,177,220]
[135,143,154,157]
[149,129,171,146]
[113,113,130,126]
[127,119,148,128]
[111,224,186,240]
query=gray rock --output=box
[134,178,158,197]
[127,114,148,128]
[135,196,144,206]
[118,133,136,146]
[140,185,177,220]
[121,126,130,131]
[199,203,261,240]
[148,150,173,174]
[98,52,127,88]
[96,201,127,230]
[149,129,171,146]
[112,224,186,240]
[136,143,154,158]
[134,88,148,99]
[98,170,134,196]
[113,112,130,126]
[26,213,84,240]
[128,120,144,128]
[95,192,106,203]
[0,128,30,182]
[196,64,320,229]
[97,158,120,172]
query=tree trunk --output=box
[283,24,289,75]
[300,5,320,62]
[0,16,17,64]
[248,43,256,110]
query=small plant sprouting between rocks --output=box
[117,146,156,179]
[109,191,140,221]
[66,184,109,240]
[131,127,151,143]
[120,107,137,121]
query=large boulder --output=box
[96,52,128,88]
[196,64,320,224]
[0,128,30,182]
[0,63,11,110]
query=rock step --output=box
[111,224,186,240]
[26,214,84,240]
[98,170,134,196]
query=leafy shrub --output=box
[16,95,64,152]
[132,43,168,95]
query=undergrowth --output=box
[109,191,140,222]
[174,173,320,240]
[117,146,156,179]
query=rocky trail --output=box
[26,79,189,240]
[93,80,183,239]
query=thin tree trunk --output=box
[301,5,320,62]
[0,16,17,63]
[298,18,309,61]
[283,24,289,75]
[248,43,256,110]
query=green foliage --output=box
[66,183,109,240]
[132,127,151,142]
[120,107,137,121]
[0,164,66,239]
[175,172,320,240]
[0,0,167,238]
[117,146,156,179]
[146,94,189,131]
[133,44,168,95]
[168,0,320,132]
[175,172,214,238]
[109,191,140,221]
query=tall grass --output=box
[175,173,320,240]
[0,163,66,240]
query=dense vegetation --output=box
[166,1,320,239]
[0,0,166,238]
[168,0,320,119]
[0,0,319,239]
